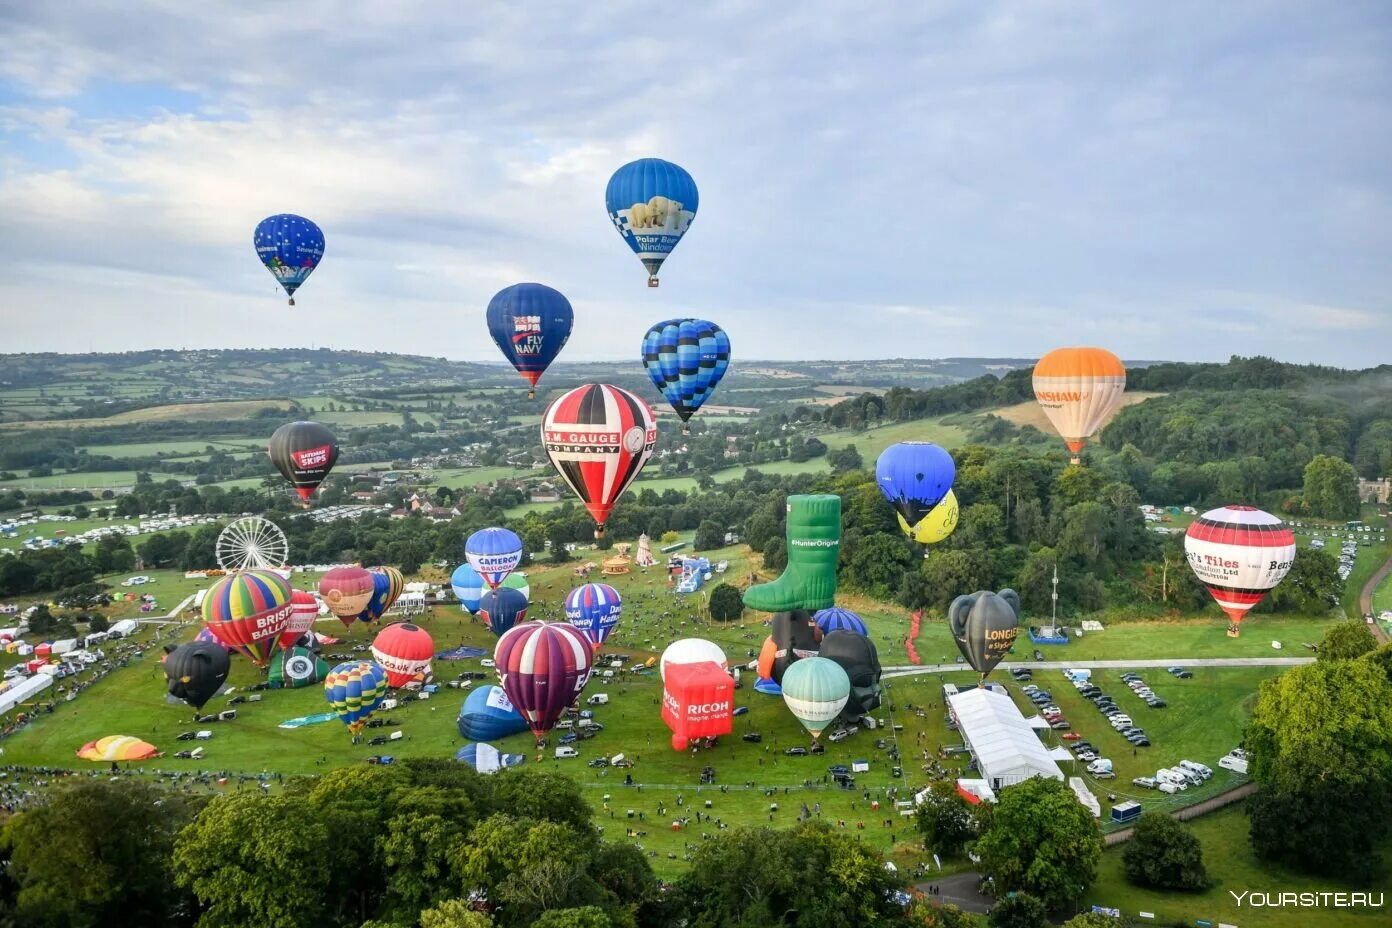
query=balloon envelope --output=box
[876,442,955,528]
[493,621,595,740]
[319,566,375,625]
[500,572,530,602]
[451,563,485,614]
[280,589,320,649]
[813,607,867,638]
[565,582,623,647]
[479,587,529,637]
[268,646,329,689]
[268,421,339,501]
[324,661,388,736]
[947,590,1021,678]
[455,741,525,774]
[817,630,882,718]
[541,384,657,535]
[486,283,574,395]
[253,213,324,302]
[1032,347,1127,457]
[662,660,734,750]
[370,622,435,688]
[163,640,230,709]
[77,736,159,762]
[641,318,730,424]
[605,158,698,285]
[1184,505,1296,636]
[900,490,959,545]
[466,527,523,589]
[202,569,293,667]
[780,657,850,738]
[660,637,727,683]
[456,684,530,741]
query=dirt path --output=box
[1357,514,1392,644]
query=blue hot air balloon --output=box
[754,676,782,697]
[454,742,525,774]
[466,527,524,590]
[641,318,730,433]
[565,583,623,647]
[456,685,530,741]
[605,158,698,286]
[486,283,574,398]
[478,586,528,637]
[451,563,484,614]
[253,214,324,305]
[875,442,956,530]
[814,607,867,637]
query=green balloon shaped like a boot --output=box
[742,494,842,614]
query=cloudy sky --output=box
[1,1,1388,365]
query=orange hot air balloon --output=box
[1032,347,1127,464]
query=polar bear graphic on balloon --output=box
[625,195,694,235]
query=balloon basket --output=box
[1227,624,1241,638]
[288,297,296,306]
[527,389,536,400]
[647,276,660,288]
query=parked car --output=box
[742,732,762,743]
[1132,776,1157,789]
[827,729,850,743]
[587,758,609,768]
[1060,732,1082,741]
[733,706,749,717]
[785,747,808,756]
[1146,698,1168,708]
[1168,667,1192,679]
[1050,720,1071,730]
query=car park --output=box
[1100,706,1122,717]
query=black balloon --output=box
[163,640,231,709]
[818,629,882,718]
[267,420,339,501]
[947,589,1021,679]
[765,610,821,684]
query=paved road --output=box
[882,656,1314,678]
[1357,517,1392,644]
[913,872,992,914]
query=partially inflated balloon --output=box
[280,589,320,649]
[494,621,595,741]
[268,421,339,502]
[1032,347,1127,462]
[486,283,574,398]
[163,641,230,709]
[813,607,867,638]
[876,442,955,529]
[817,630,882,719]
[479,587,529,637]
[900,489,959,545]
[253,213,324,305]
[947,589,1021,679]
[1184,506,1296,637]
[451,563,484,614]
[659,637,727,683]
[370,622,435,688]
[456,685,530,741]
[605,158,698,286]
[542,384,657,536]
[641,318,730,432]
[780,657,850,739]
[324,661,388,737]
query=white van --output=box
[586,693,609,706]
[1178,760,1212,780]
[554,746,579,759]
[195,730,213,740]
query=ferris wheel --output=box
[215,517,289,571]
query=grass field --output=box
[80,439,262,459]
[818,417,967,460]
[426,466,534,490]
[0,399,297,431]
[1084,805,1392,928]
[0,470,149,490]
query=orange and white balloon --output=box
[1032,347,1127,462]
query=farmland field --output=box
[0,399,297,431]
[818,417,968,459]
[0,470,148,490]
[80,439,262,458]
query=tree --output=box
[694,519,724,551]
[521,527,549,566]
[974,777,1102,910]
[1245,660,1392,879]
[420,900,494,928]
[913,781,979,858]
[138,532,188,569]
[840,533,915,600]
[829,444,863,474]
[709,583,743,622]
[743,512,779,553]
[1,779,199,928]
[1317,621,1377,661]
[178,525,221,571]
[93,533,136,572]
[761,537,786,572]
[533,908,614,928]
[987,891,1047,928]
[26,604,54,635]
[906,900,978,928]
[1121,813,1209,891]
[1302,454,1359,520]
[548,522,572,563]
[1061,915,1121,928]
[1362,642,1392,684]
[87,614,109,633]
[452,815,601,922]
[1268,547,1340,614]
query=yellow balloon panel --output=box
[898,490,958,544]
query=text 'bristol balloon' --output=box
[565,582,623,647]
[1032,347,1127,463]
[605,158,698,286]
[494,621,595,742]
[268,421,339,502]
[948,589,1021,679]
[466,527,524,590]
[1184,505,1296,638]
[541,383,657,537]
[253,213,324,305]
[641,318,730,432]
[486,283,574,399]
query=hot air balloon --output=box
[780,657,850,740]
[163,640,230,709]
[818,630,882,719]
[451,563,485,614]
[754,677,782,697]
[494,621,595,742]
[813,606,867,638]
[268,646,329,689]
[268,421,339,502]
[486,283,574,399]
[948,589,1022,680]
[1184,506,1296,637]
[660,638,727,683]
[662,660,734,751]
[466,528,524,590]
[904,490,958,545]
[359,567,405,623]
[324,661,388,738]
[565,583,623,647]
[194,626,236,653]
[280,589,320,649]
[641,318,730,433]
[478,587,528,637]
[456,685,530,741]
[77,736,160,762]
[253,213,324,305]
[754,612,821,685]
[202,570,293,667]
[605,158,698,286]
[319,566,375,627]
[1032,347,1127,464]
[876,442,955,540]
[541,384,657,537]
[500,572,530,601]
[370,622,435,688]
[455,742,526,774]
[377,567,405,610]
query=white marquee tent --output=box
[947,687,1064,791]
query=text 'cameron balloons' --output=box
[660,638,727,683]
[486,283,574,398]
[451,564,484,614]
[605,158,698,286]
[641,318,730,432]
[948,589,1021,680]
[662,660,734,751]
[268,421,339,502]
[163,640,230,710]
[280,589,320,649]
[1184,506,1296,638]
[319,566,375,627]
[466,527,523,590]
[324,661,388,737]
[542,384,657,537]
[818,630,882,719]
[370,622,435,688]
[479,587,529,637]
[253,213,324,305]
[1032,347,1127,462]
[565,583,623,647]
[876,442,955,535]
[456,684,530,741]
[494,621,595,742]
[202,570,293,667]
[780,657,850,740]
[814,606,867,638]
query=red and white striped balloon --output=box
[493,621,595,740]
[541,383,657,536]
[1184,505,1296,637]
[280,589,320,649]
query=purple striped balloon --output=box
[493,621,594,741]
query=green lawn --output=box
[80,439,262,459]
[818,417,967,460]
[426,466,533,490]
[0,470,148,490]
[1085,805,1392,928]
